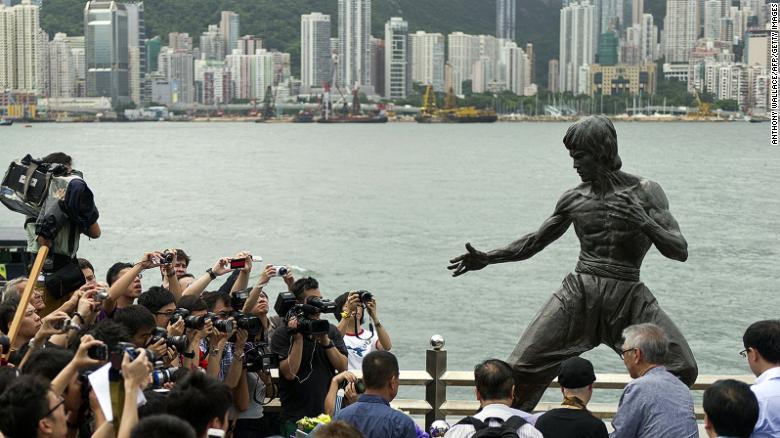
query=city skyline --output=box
[0,0,773,118]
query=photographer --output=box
[114,305,170,361]
[0,298,70,366]
[324,370,361,416]
[271,277,348,436]
[23,153,101,316]
[175,296,214,371]
[167,372,234,438]
[101,251,182,320]
[232,264,286,438]
[181,253,243,298]
[137,287,182,334]
[334,291,392,370]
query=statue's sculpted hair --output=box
[563,115,622,171]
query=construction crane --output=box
[420,85,437,116]
[692,88,711,118]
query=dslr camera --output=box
[87,341,158,370]
[274,292,338,336]
[151,367,180,388]
[352,290,374,303]
[244,343,279,372]
[149,327,188,352]
[170,309,208,330]
[157,251,175,265]
[339,378,366,394]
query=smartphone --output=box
[229,258,246,270]
[206,429,226,438]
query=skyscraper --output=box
[384,17,409,99]
[84,0,129,103]
[631,0,644,26]
[200,24,225,60]
[409,31,444,92]
[301,12,331,89]
[0,0,43,94]
[160,47,193,103]
[548,59,559,93]
[338,0,371,88]
[145,35,160,72]
[48,32,74,97]
[447,32,480,95]
[237,35,262,55]
[703,0,722,40]
[559,1,596,94]
[125,1,146,104]
[220,11,239,53]
[504,42,531,95]
[496,0,516,41]
[663,0,697,63]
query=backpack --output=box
[456,415,527,438]
[0,154,70,217]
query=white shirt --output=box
[344,329,380,370]
[444,403,543,438]
[750,366,780,438]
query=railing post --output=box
[426,334,447,430]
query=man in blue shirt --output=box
[741,320,780,438]
[334,350,416,438]
[610,323,697,438]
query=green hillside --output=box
[40,0,667,87]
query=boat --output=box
[747,115,769,123]
[316,86,388,124]
[0,118,13,126]
[415,86,497,124]
[293,111,315,123]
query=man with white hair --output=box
[610,323,697,438]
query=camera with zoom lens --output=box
[170,309,208,330]
[352,290,374,303]
[231,311,262,337]
[339,378,366,394]
[151,367,179,388]
[207,312,234,333]
[149,327,188,352]
[274,292,337,336]
[244,343,279,372]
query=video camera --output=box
[274,292,338,336]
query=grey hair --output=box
[622,323,669,365]
[1,277,27,303]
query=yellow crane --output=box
[692,88,711,118]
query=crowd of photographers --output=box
[0,249,398,438]
[0,247,778,438]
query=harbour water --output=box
[0,121,775,383]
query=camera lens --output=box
[167,335,188,352]
[276,266,288,277]
[183,315,206,330]
[214,319,233,333]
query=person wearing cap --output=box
[610,323,697,438]
[535,357,608,438]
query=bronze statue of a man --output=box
[448,116,697,411]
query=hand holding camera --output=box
[122,349,152,391]
[39,311,72,338]
[212,257,232,277]
[73,335,105,369]
[167,317,185,337]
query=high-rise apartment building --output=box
[237,35,262,55]
[559,1,596,94]
[220,11,239,53]
[370,37,384,96]
[169,32,192,52]
[85,0,129,103]
[504,42,532,95]
[160,47,193,103]
[663,0,697,63]
[200,25,225,60]
[409,31,444,92]
[125,1,147,104]
[338,0,371,88]
[48,32,74,97]
[704,0,722,40]
[301,12,331,90]
[496,0,516,41]
[0,0,44,94]
[447,32,480,95]
[384,17,409,99]
[548,59,559,93]
[631,0,644,26]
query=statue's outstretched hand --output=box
[448,243,489,277]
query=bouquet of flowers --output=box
[296,414,332,433]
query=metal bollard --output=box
[425,334,447,429]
